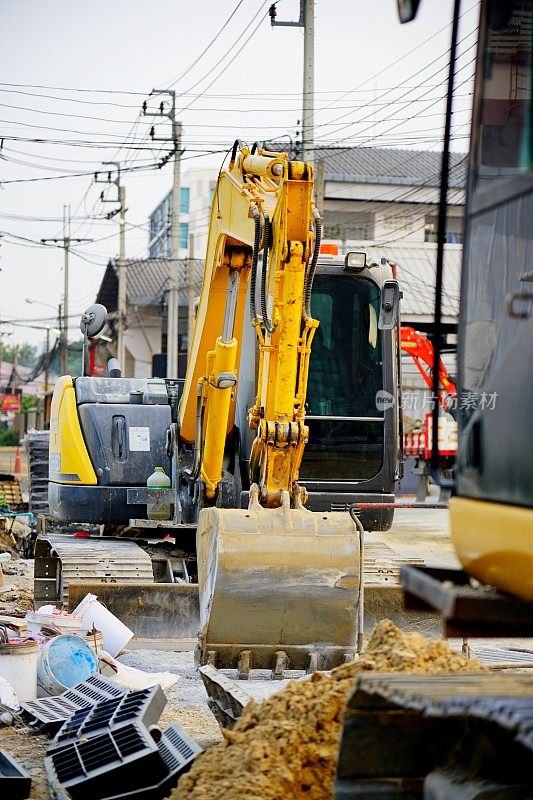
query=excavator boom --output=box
[179,143,360,671]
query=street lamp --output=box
[25,298,58,312]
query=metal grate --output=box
[52,686,166,746]
[21,675,126,735]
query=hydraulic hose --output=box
[303,208,322,321]
[249,206,261,323]
[260,214,274,332]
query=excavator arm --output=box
[400,325,457,411]
[179,143,361,673]
[179,143,318,507]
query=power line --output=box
[164,0,248,89]
[0,148,226,184]
[175,1,270,113]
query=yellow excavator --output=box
[176,144,362,671]
[46,143,404,669]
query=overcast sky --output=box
[0,0,479,350]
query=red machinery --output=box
[400,325,457,409]
[400,327,457,499]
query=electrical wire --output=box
[164,0,249,89]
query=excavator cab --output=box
[235,251,400,533]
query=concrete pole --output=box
[44,326,50,392]
[12,344,19,390]
[302,0,315,164]
[187,232,196,360]
[61,244,69,375]
[316,158,325,218]
[60,205,70,375]
[117,184,127,371]
[166,121,182,379]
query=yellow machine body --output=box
[49,375,96,486]
[450,497,533,600]
[179,145,360,669]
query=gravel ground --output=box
[1,506,532,798]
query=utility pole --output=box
[12,344,18,386]
[44,326,50,393]
[143,90,182,378]
[187,232,195,360]
[96,163,127,370]
[316,158,325,218]
[270,0,315,163]
[42,205,93,375]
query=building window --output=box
[180,187,190,214]
[424,214,463,244]
[324,211,375,241]
[180,222,189,250]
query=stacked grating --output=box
[45,686,201,800]
[50,686,166,748]
[101,724,202,800]
[21,674,127,735]
[23,430,50,515]
[0,478,23,509]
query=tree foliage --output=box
[1,342,39,368]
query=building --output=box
[148,166,218,260]
[343,240,460,399]
[99,146,464,380]
[149,146,466,264]
[317,146,466,245]
[95,257,204,378]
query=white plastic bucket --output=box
[0,639,39,702]
[73,594,133,657]
[37,635,98,697]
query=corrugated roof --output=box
[348,241,461,320]
[96,258,205,311]
[319,146,467,189]
[96,244,459,323]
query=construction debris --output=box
[0,587,34,613]
[21,674,128,735]
[174,620,486,800]
[99,650,179,692]
[44,681,201,800]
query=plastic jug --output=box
[147,466,171,521]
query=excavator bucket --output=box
[197,492,361,673]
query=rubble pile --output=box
[174,620,486,800]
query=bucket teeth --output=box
[238,650,252,680]
[307,652,319,674]
[273,651,289,680]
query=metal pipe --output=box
[242,154,284,179]
[351,502,448,510]
[222,270,241,343]
[430,0,460,490]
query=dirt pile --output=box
[173,620,486,800]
